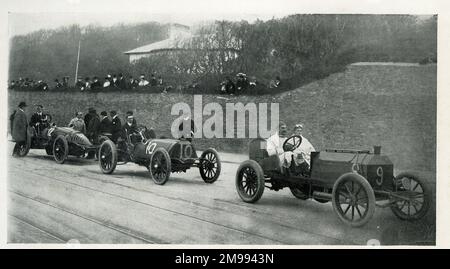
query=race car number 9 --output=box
[146,142,157,155]
[376,166,384,186]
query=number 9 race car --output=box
[235,135,432,227]
[98,126,221,185]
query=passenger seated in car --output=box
[292,123,316,166]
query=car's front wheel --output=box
[199,148,221,183]
[53,135,68,164]
[235,160,265,203]
[390,172,431,221]
[99,140,117,174]
[332,173,375,227]
[149,148,171,185]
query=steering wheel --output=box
[282,135,302,152]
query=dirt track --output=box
[7,143,436,245]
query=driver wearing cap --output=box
[293,123,315,166]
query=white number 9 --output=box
[376,166,384,186]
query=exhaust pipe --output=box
[312,191,332,201]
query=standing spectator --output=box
[68,111,86,133]
[150,74,157,86]
[157,75,163,86]
[126,111,138,127]
[110,110,122,142]
[117,73,126,89]
[138,74,149,87]
[84,107,95,128]
[235,73,249,92]
[269,76,281,88]
[126,76,135,89]
[220,76,236,94]
[54,79,63,89]
[112,74,118,87]
[86,108,100,159]
[91,77,102,89]
[9,80,16,90]
[103,76,111,88]
[36,80,49,91]
[84,77,91,91]
[75,77,84,91]
[99,111,112,134]
[62,76,70,88]
[12,102,28,157]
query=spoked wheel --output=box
[390,172,431,221]
[235,160,265,203]
[149,148,171,185]
[53,135,68,164]
[199,148,221,183]
[289,187,308,200]
[99,140,117,174]
[16,129,32,157]
[332,173,375,227]
[17,141,31,157]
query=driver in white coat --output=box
[266,122,299,169]
[266,122,315,173]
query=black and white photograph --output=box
[1,0,447,248]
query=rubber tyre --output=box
[235,160,265,203]
[53,135,68,164]
[390,172,431,221]
[332,173,376,227]
[149,147,171,185]
[99,140,118,174]
[199,148,221,183]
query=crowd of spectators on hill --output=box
[10,71,283,95]
[8,71,168,92]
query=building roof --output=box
[125,24,193,55]
[124,32,193,55]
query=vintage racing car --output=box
[235,135,432,227]
[98,126,221,185]
[19,124,109,164]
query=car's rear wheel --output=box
[99,140,117,174]
[390,172,431,221]
[53,135,68,164]
[289,187,308,200]
[332,173,375,227]
[235,160,265,203]
[17,141,31,157]
[199,148,221,183]
[149,148,171,185]
[16,128,32,157]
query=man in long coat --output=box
[12,102,28,157]
[110,110,122,143]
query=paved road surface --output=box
[7,143,436,245]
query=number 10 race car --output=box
[98,126,221,185]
